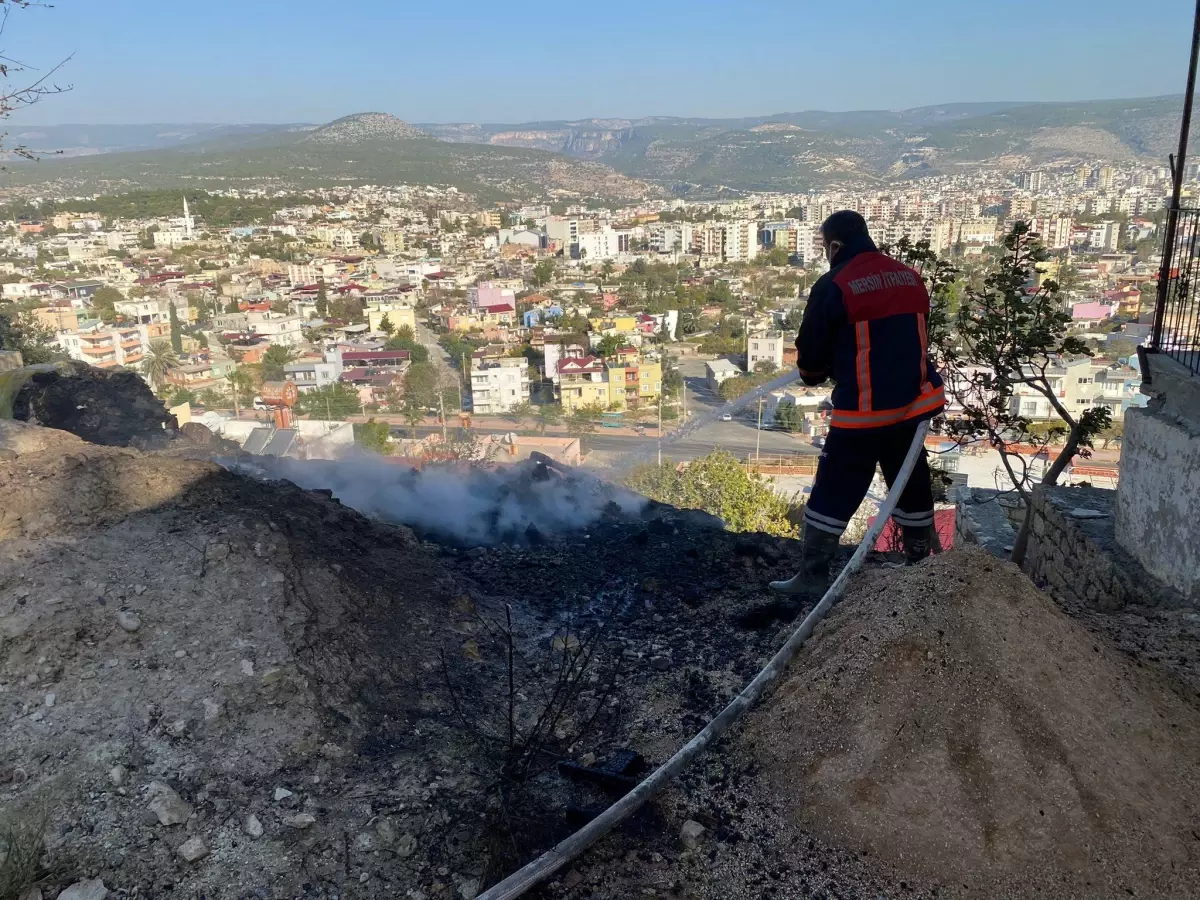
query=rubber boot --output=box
[902,524,933,565]
[769,523,840,595]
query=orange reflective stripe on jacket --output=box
[829,383,946,430]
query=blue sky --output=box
[7,0,1199,124]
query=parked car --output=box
[720,413,733,422]
[252,397,269,411]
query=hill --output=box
[6,96,1196,198]
[0,112,661,202]
[421,95,1198,191]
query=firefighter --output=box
[773,210,944,594]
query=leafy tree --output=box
[404,360,440,408]
[505,401,533,425]
[566,403,605,437]
[531,259,555,288]
[774,401,803,432]
[753,360,779,376]
[401,398,426,436]
[295,382,362,419]
[270,297,291,314]
[379,313,395,335]
[625,449,798,538]
[168,303,183,354]
[394,323,415,344]
[196,388,224,408]
[314,280,329,319]
[354,419,394,454]
[600,260,615,281]
[260,345,296,381]
[142,340,179,392]
[595,334,624,359]
[225,297,240,314]
[90,285,124,324]
[534,403,562,435]
[0,310,61,364]
[760,245,790,267]
[169,388,197,407]
[925,224,1112,564]
[197,331,209,350]
[385,335,429,363]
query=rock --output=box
[240,659,255,676]
[375,817,396,845]
[44,692,56,707]
[1069,508,1108,519]
[579,752,597,767]
[116,610,141,633]
[562,869,585,889]
[176,835,210,862]
[108,765,127,787]
[18,886,43,900]
[458,877,481,899]
[173,649,187,659]
[243,813,264,838]
[147,781,193,826]
[201,698,222,720]
[680,819,706,850]
[283,813,315,829]
[354,831,376,852]
[396,832,417,858]
[649,655,671,671]
[56,879,108,900]
[134,584,147,595]
[273,787,293,801]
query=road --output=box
[391,417,819,464]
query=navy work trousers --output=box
[803,419,935,536]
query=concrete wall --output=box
[1116,354,1200,604]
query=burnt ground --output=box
[3,421,1199,900]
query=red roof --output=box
[557,356,603,374]
[342,350,409,363]
[487,303,515,314]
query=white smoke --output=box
[226,452,649,546]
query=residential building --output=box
[706,359,743,391]
[747,332,786,372]
[60,323,146,370]
[470,357,531,414]
[543,335,589,383]
[367,304,416,335]
[557,357,610,411]
[246,311,304,347]
[284,349,345,393]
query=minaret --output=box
[183,196,194,239]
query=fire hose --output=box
[475,420,932,900]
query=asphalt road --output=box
[392,418,818,463]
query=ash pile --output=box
[230,450,724,547]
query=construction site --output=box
[0,318,1197,900]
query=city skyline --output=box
[6,0,1199,125]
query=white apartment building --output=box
[724,220,760,262]
[652,222,693,255]
[577,228,619,261]
[1030,216,1074,250]
[59,323,148,371]
[470,357,531,414]
[246,311,304,347]
[747,332,786,372]
[1010,358,1142,421]
[114,297,170,325]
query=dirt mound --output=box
[9,360,178,448]
[746,547,1200,898]
[0,427,481,899]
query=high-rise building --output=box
[1098,166,1115,191]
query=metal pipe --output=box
[475,421,932,900]
[1153,0,1200,349]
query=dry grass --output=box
[0,800,47,900]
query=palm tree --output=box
[142,340,179,393]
